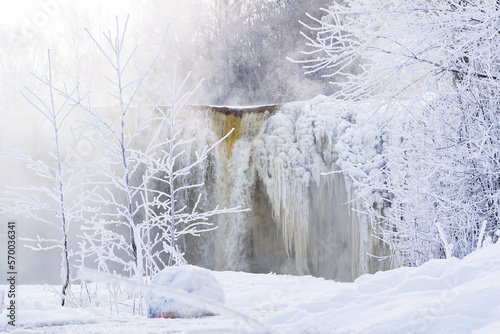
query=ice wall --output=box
[180,97,391,281]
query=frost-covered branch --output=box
[78,17,168,283]
[299,0,500,266]
[1,50,86,306]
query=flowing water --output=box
[175,101,390,281]
[0,100,391,283]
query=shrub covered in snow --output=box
[301,0,500,266]
[146,265,225,318]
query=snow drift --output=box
[1,241,500,333]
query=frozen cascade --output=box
[174,96,392,281]
[0,97,392,283]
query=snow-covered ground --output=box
[2,242,500,333]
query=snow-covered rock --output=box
[145,265,225,319]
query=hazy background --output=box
[0,0,332,283]
[0,0,332,112]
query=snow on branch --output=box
[1,50,88,306]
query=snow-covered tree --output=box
[1,51,87,305]
[77,17,244,291]
[301,0,500,265]
[76,16,157,280]
[135,65,246,277]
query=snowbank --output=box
[267,242,500,333]
[0,285,98,330]
[1,239,499,333]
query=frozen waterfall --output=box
[171,96,391,281]
[0,97,392,283]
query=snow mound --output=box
[2,244,500,332]
[264,242,500,333]
[0,285,98,331]
[145,265,225,319]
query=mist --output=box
[1,0,332,112]
[0,0,333,283]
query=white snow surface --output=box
[2,242,500,333]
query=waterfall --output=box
[0,97,392,283]
[178,97,391,281]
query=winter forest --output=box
[1,0,500,333]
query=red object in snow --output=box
[151,312,176,319]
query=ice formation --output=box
[173,96,393,281]
[0,96,395,283]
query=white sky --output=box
[0,0,134,29]
[0,0,38,27]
